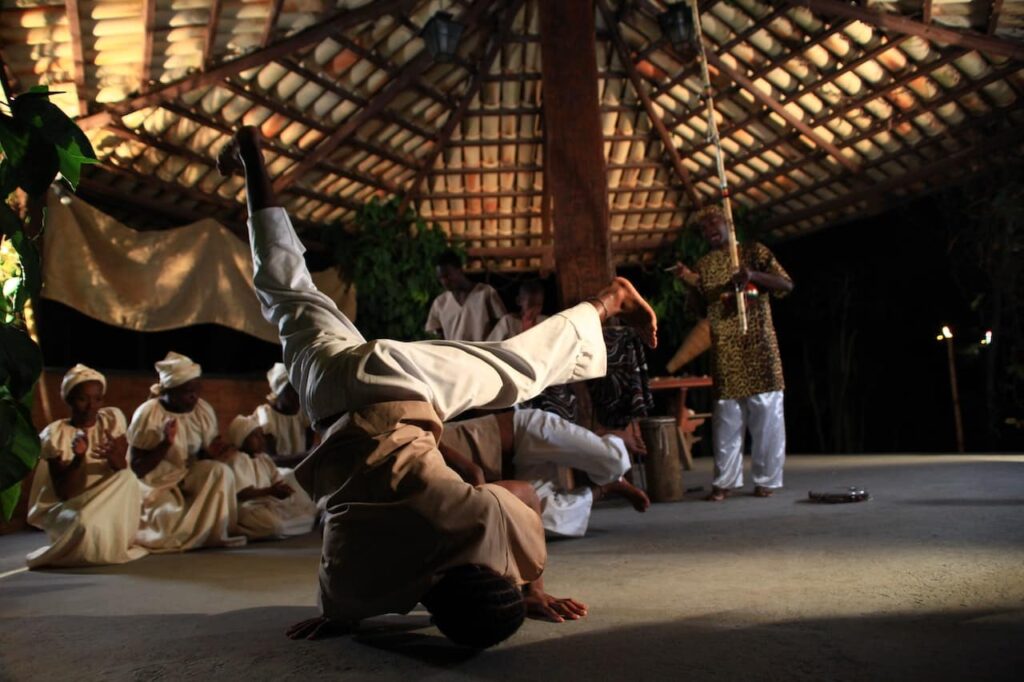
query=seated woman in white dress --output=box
[225,415,317,539]
[253,362,313,466]
[26,364,148,568]
[127,352,245,551]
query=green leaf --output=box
[0,324,42,400]
[56,137,98,190]
[0,481,20,522]
[17,130,60,196]
[0,202,20,239]
[0,113,29,169]
[0,392,39,517]
[2,277,21,299]
[10,231,40,300]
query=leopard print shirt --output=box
[695,242,791,400]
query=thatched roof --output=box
[2,0,1022,270]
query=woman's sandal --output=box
[753,486,774,498]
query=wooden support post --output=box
[539,0,612,305]
[64,0,88,115]
[945,335,965,453]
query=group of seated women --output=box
[25,353,318,568]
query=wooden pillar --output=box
[539,0,612,306]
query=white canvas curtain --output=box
[41,193,354,344]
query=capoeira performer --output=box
[218,126,656,649]
[439,409,649,538]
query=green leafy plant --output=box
[0,87,97,519]
[324,196,459,342]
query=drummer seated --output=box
[439,409,649,538]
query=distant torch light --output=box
[941,325,953,340]
[658,3,698,53]
[422,11,465,63]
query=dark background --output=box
[40,178,1023,454]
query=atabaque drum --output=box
[638,417,684,502]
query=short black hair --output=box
[422,564,526,649]
[436,249,464,269]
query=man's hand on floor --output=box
[524,584,588,623]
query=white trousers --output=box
[711,390,786,490]
[513,409,631,537]
[248,208,607,424]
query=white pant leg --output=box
[249,208,607,423]
[533,480,593,538]
[712,398,747,490]
[747,391,786,488]
[512,409,631,485]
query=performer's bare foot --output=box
[589,277,658,348]
[286,615,352,640]
[597,477,650,512]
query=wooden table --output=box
[648,375,714,470]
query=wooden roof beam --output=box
[64,0,88,114]
[598,0,701,207]
[922,0,933,24]
[219,78,403,194]
[763,121,1024,232]
[275,58,436,155]
[203,0,224,69]
[703,49,860,173]
[261,0,285,48]
[273,0,498,193]
[142,0,157,86]
[987,0,1004,35]
[742,69,1024,213]
[794,0,1024,59]
[399,3,515,215]
[689,48,970,182]
[77,0,418,130]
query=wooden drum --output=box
[638,417,684,502]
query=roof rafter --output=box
[141,0,156,85]
[703,49,861,173]
[794,0,1024,59]
[261,0,285,48]
[272,0,499,194]
[203,0,224,69]
[598,0,701,208]
[399,0,523,215]
[763,120,1024,232]
[64,0,88,114]
[77,0,419,130]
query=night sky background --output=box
[40,178,1023,455]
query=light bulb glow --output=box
[941,326,953,339]
[981,330,992,346]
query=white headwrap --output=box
[228,414,260,450]
[60,364,106,401]
[266,362,291,402]
[150,351,202,397]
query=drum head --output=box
[808,486,870,503]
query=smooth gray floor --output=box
[1,455,1023,681]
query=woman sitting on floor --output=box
[127,352,245,551]
[253,362,314,466]
[225,414,318,540]
[26,364,148,568]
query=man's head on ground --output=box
[422,564,526,649]
[516,280,545,314]
[436,250,470,292]
[696,206,728,250]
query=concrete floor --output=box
[1,454,1022,681]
